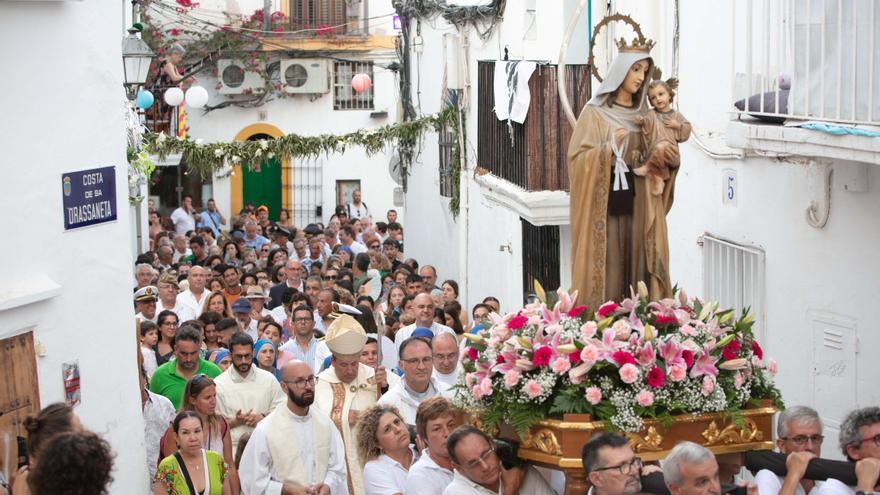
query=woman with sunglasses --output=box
[357,405,418,495]
[155,411,232,495]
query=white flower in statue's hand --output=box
[255,149,263,157]
[259,140,269,150]
[231,155,241,163]
[214,149,224,158]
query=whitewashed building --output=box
[147,0,405,226]
[0,1,149,491]
[399,0,880,456]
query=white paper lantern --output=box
[164,87,184,106]
[185,86,209,109]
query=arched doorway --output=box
[231,124,289,219]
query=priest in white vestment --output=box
[314,315,391,495]
[431,332,462,389]
[378,336,453,426]
[239,360,348,495]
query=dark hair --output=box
[354,305,378,334]
[157,310,179,328]
[140,320,159,337]
[581,432,629,474]
[355,252,371,272]
[443,303,464,334]
[319,288,340,303]
[204,255,224,268]
[215,317,239,332]
[482,296,500,308]
[471,303,492,318]
[341,225,355,238]
[228,331,255,351]
[189,235,205,247]
[172,410,203,434]
[24,403,75,459]
[234,431,252,471]
[446,425,492,465]
[292,304,314,319]
[198,311,222,326]
[281,287,300,306]
[648,79,675,104]
[271,263,287,284]
[365,336,378,346]
[27,431,114,495]
[263,320,283,338]
[401,294,415,309]
[433,307,446,322]
[174,325,202,346]
[398,336,431,359]
[406,273,423,285]
[387,222,402,231]
[356,295,374,306]
[416,397,454,442]
[441,280,459,298]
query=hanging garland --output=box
[144,108,457,180]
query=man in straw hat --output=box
[314,314,390,495]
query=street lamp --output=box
[121,25,155,98]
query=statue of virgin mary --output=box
[567,39,676,309]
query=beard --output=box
[235,362,252,374]
[287,388,314,408]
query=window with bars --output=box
[702,234,766,342]
[289,0,348,34]
[333,61,374,110]
[522,219,560,297]
[438,123,455,197]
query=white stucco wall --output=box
[0,2,148,492]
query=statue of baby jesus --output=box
[633,80,692,195]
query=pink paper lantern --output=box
[351,73,372,93]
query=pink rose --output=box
[465,372,476,388]
[504,370,521,388]
[585,386,602,405]
[768,359,778,375]
[612,319,632,340]
[479,377,493,396]
[580,344,600,364]
[580,321,598,339]
[636,389,655,407]
[524,380,543,399]
[619,363,639,384]
[551,356,572,374]
[701,376,715,396]
[668,365,687,382]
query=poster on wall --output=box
[62,361,81,408]
[61,166,117,230]
[335,180,361,207]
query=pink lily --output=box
[592,328,627,363]
[690,345,719,378]
[636,341,656,367]
[658,339,686,368]
[628,307,646,336]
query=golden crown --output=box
[616,36,655,53]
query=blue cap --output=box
[231,298,251,313]
[411,327,434,340]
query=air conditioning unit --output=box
[280,59,329,94]
[217,59,263,95]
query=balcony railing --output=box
[477,61,591,192]
[732,0,879,125]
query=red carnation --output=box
[751,341,763,360]
[496,355,505,364]
[654,313,678,325]
[466,347,479,362]
[532,346,553,366]
[682,349,694,368]
[722,340,742,360]
[507,314,528,330]
[612,350,636,366]
[646,366,666,388]
[567,305,588,318]
[568,350,582,364]
[597,302,619,318]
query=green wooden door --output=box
[242,156,281,221]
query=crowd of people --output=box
[3,195,880,495]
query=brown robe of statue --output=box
[567,104,677,310]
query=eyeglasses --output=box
[401,356,433,367]
[324,275,338,280]
[434,352,458,362]
[462,447,496,470]
[593,457,643,475]
[368,244,380,249]
[293,317,313,323]
[284,376,316,388]
[858,434,880,447]
[781,435,824,446]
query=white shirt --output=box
[279,337,331,374]
[755,469,825,495]
[170,207,197,235]
[363,445,418,495]
[177,289,208,318]
[172,247,191,264]
[135,312,156,324]
[239,407,349,495]
[442,467,555,495]
[405,449,454,495]
[157,298,196,323]
[344,240,369,256]
[143,389,176,480]
[141,346,158,379]
[395,322,455,356]
[433,364,462,389]
[214,365,286,450]
[347,202,370,219]
[378,377,451,425]
[270,305,288,325]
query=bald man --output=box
[177,265,208,317]
[239,360,349,495]
[394,293,455,356]
[431,332,461,389]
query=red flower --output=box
[597,302,619,318]
[532,346,553,366]
[612,350,636,366]
[168,28,180,37]
[722,340,741,360]
[751,341,763,360]
[646,366,666,388]
[682,350,694,368]
[568,350,582,365]
[507,314,528,330]
[496,355,505,364]
[567,305,588,318]
[466,347,479,362]
[654,313,678,325]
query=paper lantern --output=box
[185,86,209,108]
[136,90,154,110]
[351,73,372,93]
[164,87,184,106]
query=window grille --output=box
[333,61,374,110]
[702,234,766,342]
[522,219,560,298]
[289,0,348,34]
[438,123,455,197]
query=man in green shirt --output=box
[149,325,221,409]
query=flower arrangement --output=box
[455,284,783,435]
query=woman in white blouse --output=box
[357,405,419,495]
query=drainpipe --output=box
[457,29,471,310]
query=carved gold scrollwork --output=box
[626,426,664,452]
[522,428,563,456]
[701,418,763,446]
